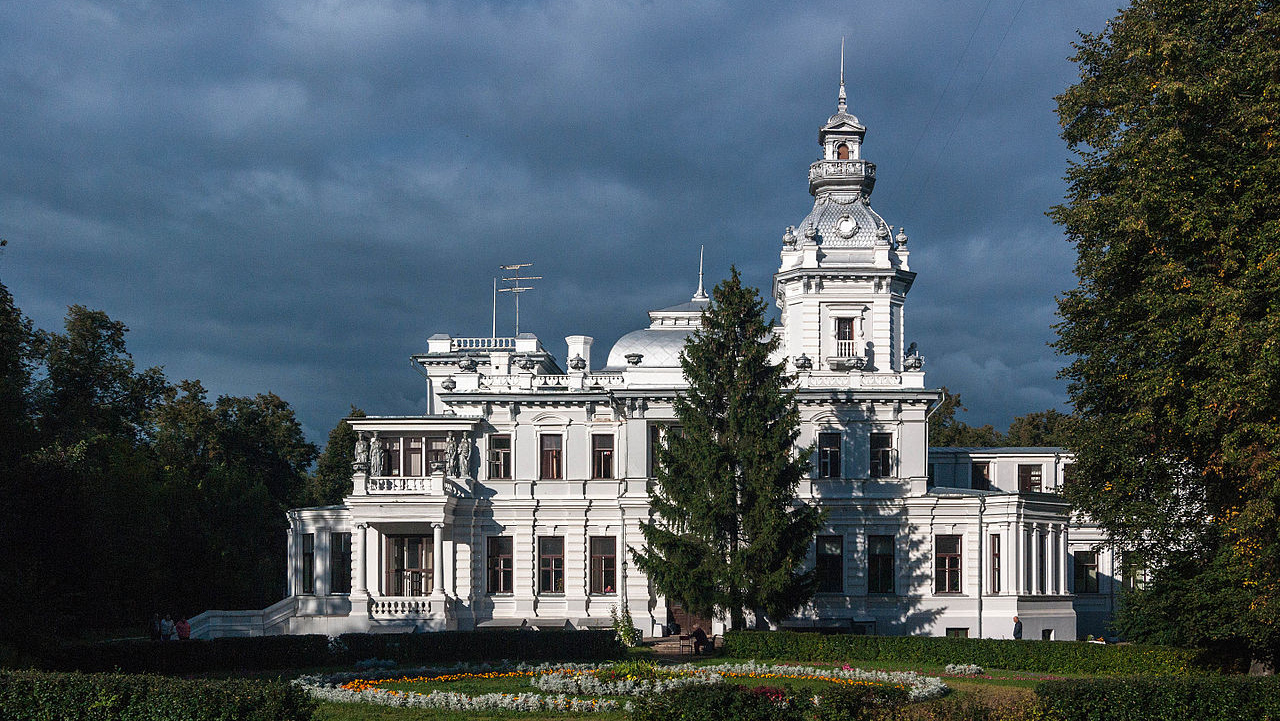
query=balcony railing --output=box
[836,339,857,357]
[453,337,517,351]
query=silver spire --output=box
[692,245,708,301]
[838,37,847,113]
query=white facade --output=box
[192,83,1121,642]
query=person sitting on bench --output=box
[691,625,711,655]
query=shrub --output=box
[812,683,911,721]
[631,683,805,721]
[1035,676,1280,721]
[0,669,315,721]
[722,631,1203,676]
[337,629,624,664]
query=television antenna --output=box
[498,263,541,337]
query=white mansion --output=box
[192,82,1126,643]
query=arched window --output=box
[836,143,850,160]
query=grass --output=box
[314,702,627,721]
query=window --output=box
[836,142,850,160]
[301,533,315,594]
[1041,629,1054,641]
[385,437,402,476]
[404,437,423,476]
[540,434,563,480]
[816,535,844,593]
[592,434,614,479]
[869,433,893,478]
[489,434,512,479]
[817,433,841,479]
[971,462,991,491]
[387,536,432,596]
[946,627,969,638]
[1121,555,1146,591]
[1036,533,1047,593]
[1018,464,1043,493]
[1074,550,1099,594]
[426,435,448,470]
[836,318,856,357]
[330,532,352,594]
[590,536,616,594]
[487,536,513,594]
[1062,463,1077,491]
[990,534,1001,595]
[935,535,962,594]
[539,536,565,594]
[868,535,895,594]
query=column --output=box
[1014,523,1025,595]
[1030,526,1041,595]
[432,523,445,595]
[1057,525,1069,595]
[353,524,367,594]
[1048,526,1060,594]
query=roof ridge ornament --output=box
[692,245,709,301]
[838,37,847,113]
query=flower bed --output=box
[295,659,949,714]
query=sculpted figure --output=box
[445,432,458,477]
[369,435,385,477]
[457,432,472,479]
[354,434,370,467]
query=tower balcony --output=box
[809,159,877,194]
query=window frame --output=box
[989,533,1001,595]
[487,536,514,595]
[300,533,315,595]
[971,462,991,491]
[591,434,615,479]
[1018,464,1043,493]
[538,536,565,595]
[330,532,352,595]
[589,536,617,595]
[817,432,842,479]
[539,433,563,480]
[488,433,512,480]
[1074,550,1099,594]
[935,535,963,595]
[869,432,894,478]
[386,535,432,596]
[815,534,844,594]
[867,534,895,594]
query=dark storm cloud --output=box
[0,0,1116,440]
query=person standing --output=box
[150,613,162,641]
[1012,615,1023,640]
[160,614,176,641]
[175,617,191,640]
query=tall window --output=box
[971,462,991,491]
[868,535,895,594]
[1121,554,1146,591]
[385,437,402,476]
[816,535,844,593]
[1018,464,1043,493]
[935,535,962,594]
[1074,550,1099,594]
[836,142,850,159]
[1062,463,1077,491]
[590,536,616,594]
[836,317,856,357]
[539,536,565,594]
[330,532,352,594]
[301,533,315,594]
[404,437,423,476]
[1036,533,1047,593]
[989,534,1001,595]
[489,434,512,479]
[487,536,513,594]
[869,433,893,478]
[817,433,841,479]
[426,435,448,470]
[540,434,563,480]
[591,434,614,479]
[387,536,431,596]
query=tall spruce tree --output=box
[1053,0,1280,664]
[632,268,823,630]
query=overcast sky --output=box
[1,0,1120,443]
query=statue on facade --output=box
[457,432,472,479]
[369,435,385,477]
[445,432,458,477]
[353,433,370,469]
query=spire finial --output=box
[838,37,847,113]
[692,245,708,301]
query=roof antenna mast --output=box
[499,263,541,337]
[693,245,708,301]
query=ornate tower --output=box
[774,71,918,383]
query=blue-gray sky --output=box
[0,0,1118,442]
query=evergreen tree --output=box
[632,268,823,630]
[305,407,365,506]
[1053,0,1280,664]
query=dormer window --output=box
[836,143,850,159]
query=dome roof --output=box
[796,193,888,248]
[605,327,696,369]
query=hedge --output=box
[1035,676,1280,721]
[0,669,315,721]
[39,629,624,674]
[722,631,1203,676]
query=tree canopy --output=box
[928,388,1071,448]
[632,268,823,630]
[1052,0,1280,665]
